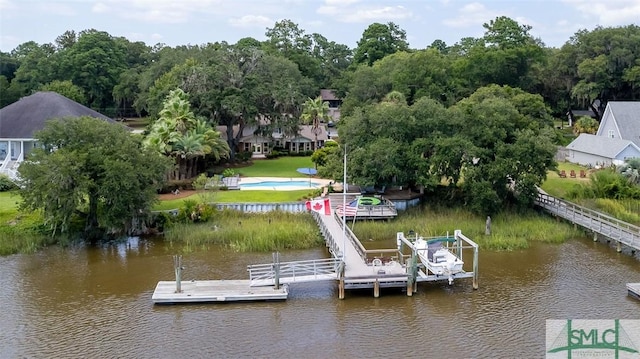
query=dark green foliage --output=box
[18,116,172,238]
[567,169,640,200]
[0,175,18,192]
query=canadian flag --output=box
[305,198,331,215]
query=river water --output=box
[0,235,638,358]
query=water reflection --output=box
[0,236,638,358]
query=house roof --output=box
[601,101,640,146]
[298,125,329,141]
[0,91,115,139]
[567,133,640,158]
[320,89,339,101]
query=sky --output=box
[1,0,639,52]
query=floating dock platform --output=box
[628,283,640,300]
[152,279,288,304]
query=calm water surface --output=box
[0,235,638,358]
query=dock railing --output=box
[535,193,640,251]
[248,257,342,287]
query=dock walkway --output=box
[314,211,407,289]
[535,193,640,252]
[628,283,640,300]
[152,279,288,304]
[152,200,478,304]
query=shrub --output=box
[0,174,18,192]
[222,168,236,177]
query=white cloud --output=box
[0,0,16,11]
[87,0,221,24]
[324,0,359,5]
[229,15,273,28]
[563,0,640,25]
[92,2,109,14]
[442,2,498,28]
[37,2,76,16]
[318,4,412,23]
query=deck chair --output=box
[559,170,566,178]
[579,170,586,178]
[570,170,576,178]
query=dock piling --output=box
[373,279,380,298]
[173,255,183,293]
[273,252,280,289]
[338,261,345,300]
[472,246,479,290]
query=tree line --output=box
[5,17,640,238]
[2,18,638,117]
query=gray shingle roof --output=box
[567,133,638,158]
[0,91,115,139]
[320,89,339,101]
[607,101,640,146]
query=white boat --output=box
[413,237,464,284]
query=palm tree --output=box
[573,116,599,135]
[144,89,230,180]
[158,89,196,133]
[301,96,331,152]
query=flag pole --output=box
[342,144,347,261]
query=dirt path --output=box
[158,190,197,200]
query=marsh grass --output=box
[164,210,324,252]
[351,206,580,251]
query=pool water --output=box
[240,180,321,188]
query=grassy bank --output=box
[352,206,581,251]
[164,210,324,253]
[0,191,51,255]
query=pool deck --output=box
[239,176,333,191]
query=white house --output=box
[0,91,116,180]
[566,101,640,167]
[566,133,640,167]
[595,101,640,146]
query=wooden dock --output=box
[536,193,640,253]
[152,280,288,304]
[628,283,640,300]
[152,202,479,303]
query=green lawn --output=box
[0,191,21,222]
[153,189,316,210]
[540,162,590,198]
[235,156,316,177]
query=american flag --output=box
[336,199,359,217]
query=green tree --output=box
[39,80,86,104]
[18,116,171,239]
[58,29,127,113]
[10,41,58,96]
[562,25,640,113]
[353,22,409,66]
[264,19,321,83]
[573,116,599,135]
[451,85,556,212]
[301,96,331,151]
[145,88,230,180]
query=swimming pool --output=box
[240,180,322,189]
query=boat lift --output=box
[396,230,479,290]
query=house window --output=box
[608,130,614,138]
[275,127,282,134]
